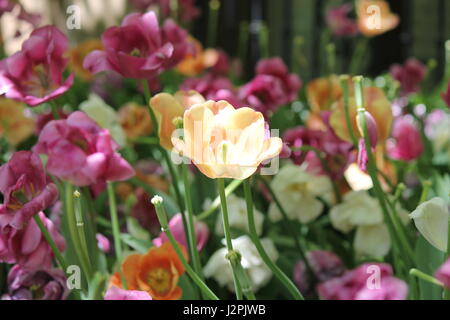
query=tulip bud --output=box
[409,197,449,252]
[151,195,168,229]
[356,110,378,147]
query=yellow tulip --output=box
[119,102,153,140]
[0,98,35,146]
[357,0,399,37]
[150,90,205,150]
[306,75,344,115]
[172,100,282,180]
[67,39,103,81]
[329,86,393,144]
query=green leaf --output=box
[415,235,445,300]
[120,233,152,254]
[179,274,200,300]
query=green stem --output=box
[238,21,249,66]
[419,180,432,204]
[197,179,243,220]
[73,191,93,278]
[34,214,68,271]
[243,179,304,300]
[207,0,220,48]
[152,196,219,300]
[410,269,444,288]
[181,164,203,280]
[259,23,270,59]
[162,149,185,214]
[445,203,450,299]
[65,183,91,286]
[326,43,336,75]
[50,100,60,120]
[257,176,313,274]
[106,182,127,289]
[354,77,415,267]
[339,75,358,146]
[349,37,369,75]
[217,178,252,300]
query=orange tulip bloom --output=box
[119,102,153,140]
[176,37,223,76]
[150,90,205,150]
[68,40,103,81]
[110,242,187,300]
[357,0,399,37]
[329,86,393,144]
[0,98,35,146]
[307,75,345,115]
[172,100,283,180]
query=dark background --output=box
[191,0,450,81]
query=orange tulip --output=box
[357,0,399,37]
[172,100,283,180]
[119,102,153,140]
[176,37,223,76]
[150,90,205,150]
[329,86,393,144]
[0,98,35,146]
[307,75,344,115]
[110,242,187,300]
[67,40,103,81]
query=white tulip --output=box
[330,191,383,233]
[80,94,126,147]
[354,224,391,258]
[214,194,264,236]
[410,197,449,252]
[268,164,332,224]
[203,235,278,292]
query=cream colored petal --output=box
[354,224,391,258]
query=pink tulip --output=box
[153,213,209,251]
[326,4,359,37]
[390,58,427,95]
[33,111,135,187]
[239,57,301,116]
[96,233,111,253]
[387,116,424,162]
[318,263,408,300]
[130,0,200,22]
[283,113,354,179]
[104,286,152,300]
[2,264,68,300]
[83,11,192,80]
[180,73,242,107]
[293,250,345,297]
[0,151,59,229]
[0,211,65,270]
[435,258,450,289]
[0,26,74,106]
[442,81,450,108]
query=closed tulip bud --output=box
[409,197,449,252]
[357,110,378,147]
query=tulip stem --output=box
[197,179,243,220]
[445,207,450,299]
[409,269,444,288]
[243,179,304,300]
[339,75,358,146]
[217,178,254,300]
[207,0,220,48]
[65,183,92,288]
[419,180,432,204]
[152,196,219,300]
[50,100,60,120]
[33,214,68,271]
[181,164,204,281]
[353,76,415,268]
[257,175,313,275]
[106,181,127,289]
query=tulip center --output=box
[7,188,30,210]
[23,64,56,98]
[147,267,172,294]
[130,48,142,57]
